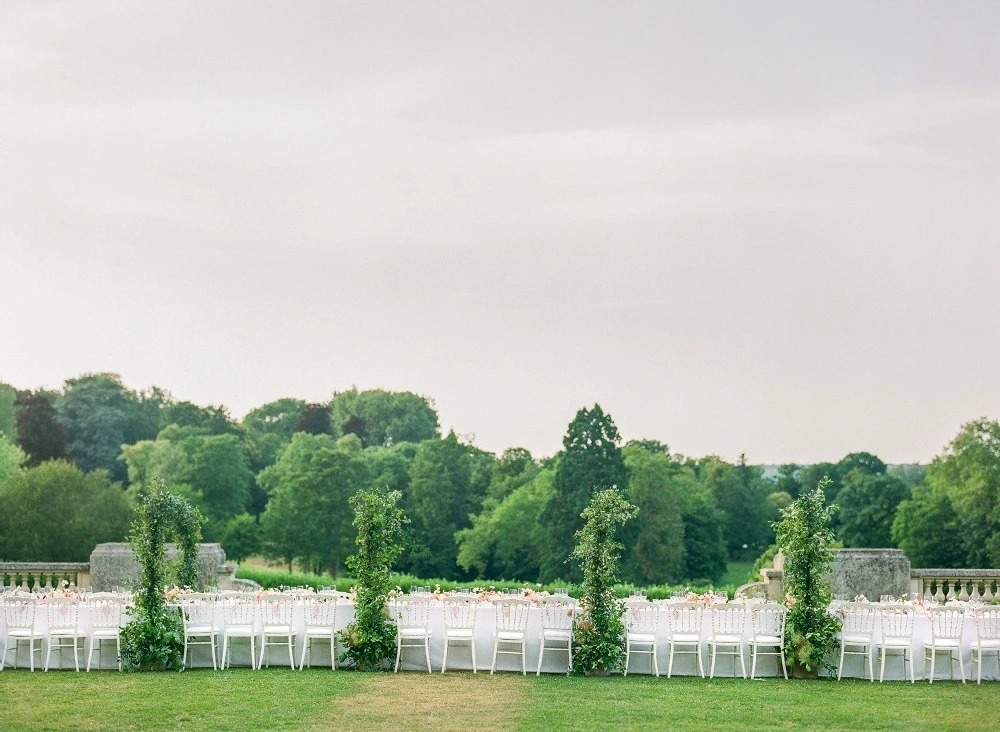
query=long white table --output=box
[3,598,996,680]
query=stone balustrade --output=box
[909,569,1000,602]
[0,562,91,592]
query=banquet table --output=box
[3,597,996,681]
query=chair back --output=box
[177,593,218,630]
[751,603,785,637]
[395,597,431,629]
[260,594,296,627]
[839,602,877,637]
[973,607,1000,644]
[710,604,747,637]
[3,597,35,632]
[879,604,915,639]
[90,598,123,631]
[539,598,576,631]
[222,598,257,627]
[927,607,965,642]
[442,597,478,630]
[303,596,338,629]
[495,599,531,633]
[668,602,703,637]
[624,601,658,634]
[46,598,79,632]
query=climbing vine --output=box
[339,487,407,671]
[120,478,204,671]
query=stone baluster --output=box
[933,580,946,603]
[987,580,996,603]
[958,580,970,601]
[970,581,982,603]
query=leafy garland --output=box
[339,487,407,671]
[120,478,204,671]
[571,489,637,675]
[773,479,841,674]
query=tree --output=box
[220,513,261,563]
[699,455,773,559]
[0,434,25,486]
[836,472,910,548]
[0,381,16,442]
[159,401,240,436]
[174,434,254,524]
[56,373,162,483]
[14,391,69,465]
[295,403,332,436]
[891,482,965,568]
[540,405,629,582]
[242,397,306,470]
[681,487,727,583]
[257,432,369,575]
[455,468,555,580]
[620,445,685,585]
[404,432,489,579]
[330,388,440,447]
[0,460,132,561]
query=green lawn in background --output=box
[721,560,756,587]
[0,669,993,731]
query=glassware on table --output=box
[553,588,568,597]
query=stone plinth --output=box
[829,548,911,601]
[89,543,231,592]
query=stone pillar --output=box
[89,543,230,592]
[828,548,912,601]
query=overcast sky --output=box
[1,1,998,464]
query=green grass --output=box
[721,560,756,587]
[0,669,993,731]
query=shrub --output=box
[773,480,840,674]
[571,489,637,675]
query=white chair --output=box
[837,602,877,681]
[1,598,43,671]
[971,607,1000,684]
[666,602,704,678]
[300,596,339,670]
[923,607,965,683]
[221,598,258,670]
[708,604,747,679]
[749,603,787,679]
[441,597,478,673]
[876,604,915,683]
[45,598,83,671]
[259,594,297,669]
[623,600,659,677]
[491,598,530,675]
[177,593,220,670]
[86,597,123,671]
[537,598,575,675]
[394,597,432,673]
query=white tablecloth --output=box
[4,599,997,680]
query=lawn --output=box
[0,669,993,731]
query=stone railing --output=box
[0,562,92,592]
[909,569,1000,602]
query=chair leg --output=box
[751,646,757,680]
[667,644,674,678]
[211,635,218,671]
[471,639,477,674]
[624,643,630,677]
[441,640,448,673]
[536,641,544,676]
[491,637,498,674]
[867,646,873,682]
[288,635,295,669]
[929,647,935,683]
[710,645,717,679]
[652,644,658,677]
[738,646,746,679]
[44,638,52,672]
[879,647,886,682]
[521,640,526,675]
[957,650,965,684]
[394,637,402,673]
[424,638,431,673]
[908,649,914,683]
[697,645,704,678]
[838,643,845,680]
[781,647,788,680]
[303,637,311,671]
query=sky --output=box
[1,1,998,464]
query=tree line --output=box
[0,375,997,579]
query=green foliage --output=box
[701,455,774,558]
[330,388,440,447]
[295,403,333,435]
[620,445,685,584]
[0,433,25,486]
[0,382,16,442]
[836,472,910,547]
[340,488,408,671]
[541,405,629,582]
[456,468,555,579]
[14,391,69,465]
[220,513,261,563]
[571,489,637,675]
[121,479,203,671]
[175,433,253,522]
[773,480,840,674]
[405,432,490,579]
[257,433,369,575]
[0,460,131,561]
[749,544,779,583]
[891,481,965,568]
[680,487,727,583]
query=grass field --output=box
[0,669,993,731]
